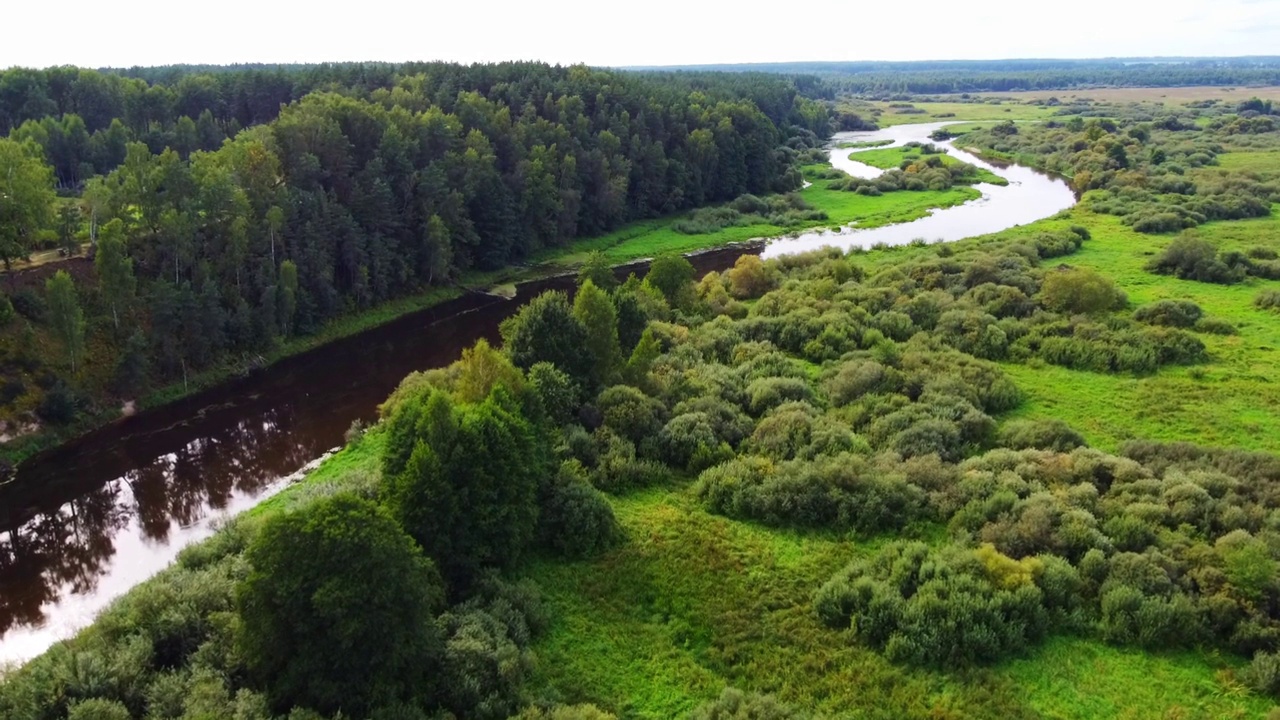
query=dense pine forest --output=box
[0,63,832,454]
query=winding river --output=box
[0,123,1076,665]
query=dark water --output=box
[0,122,1077,665]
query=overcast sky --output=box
[5,0,1280,69]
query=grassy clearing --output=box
[869,101,1055,127]
[986,210,1280,455]
[849,145,1009,186]
[947,86,1280,104]
[520,476,1269,719]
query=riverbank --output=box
[0,159,976,471]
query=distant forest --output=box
[629,57,1280,94]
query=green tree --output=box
[573,279,621,387]
[0,138,56,272]
[423,213,453,285]
[278,259,298,338]
[382,389,545,588]
[624,326,661,385]
[499,290,592,384]
[576,251,616,291]
[56,203,80,256]
[645,252,695,307]
[237,494,445,716]
[94,218,135,331]
[46,270,85,372]
[112,330,150,396]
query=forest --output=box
[641,58,1280,95]
[0,63,831,458]
[7,58,1280,718]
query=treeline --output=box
[0,63,831,431]
[637,58,1280,94]
[0,63,832,187]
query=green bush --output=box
[1193,317,1237,335]
[537,463,620,558]
[815,542,1048,667]
[1243,651,1280,698]
[1255,289,1280,311]
[1039,267,1126,314]
[688,688,808,719]
[997,418,1087,452]
[1146,236,1245,284]
[1133,299,1203,328]
[598,385,668,444]
[696,453,925,533]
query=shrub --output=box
[814,542,1048,667]
[537,463,620,558]
[745,376,814,415]
[10,288,46,321]
[1255,289,1280,311]
[36,382,81,424]
[67,699,132,720]
[997,419,1088,452]
[1146,236,1244,284]
[657,412,732,470]
[696,453,925,532]
[598,385,668,444]
[727,255,776,299]
[1039,267,1126,314]
[1243,651,1280,698]
[1193,317,1237,335]
[437,608,531,719]
[1133,299,1203,328]
[688,688,807,719]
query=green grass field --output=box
[869,101,1056,127]
[848,145,1009,186]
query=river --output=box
[0,123,1075,665]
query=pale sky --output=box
[4,0,1280,69]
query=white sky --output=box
[4,0,1280,69]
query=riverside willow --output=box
[0,62,833,441]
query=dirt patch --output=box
[1,257,96,295]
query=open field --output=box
[869,101,1057,127]
[944,85,1280,104]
